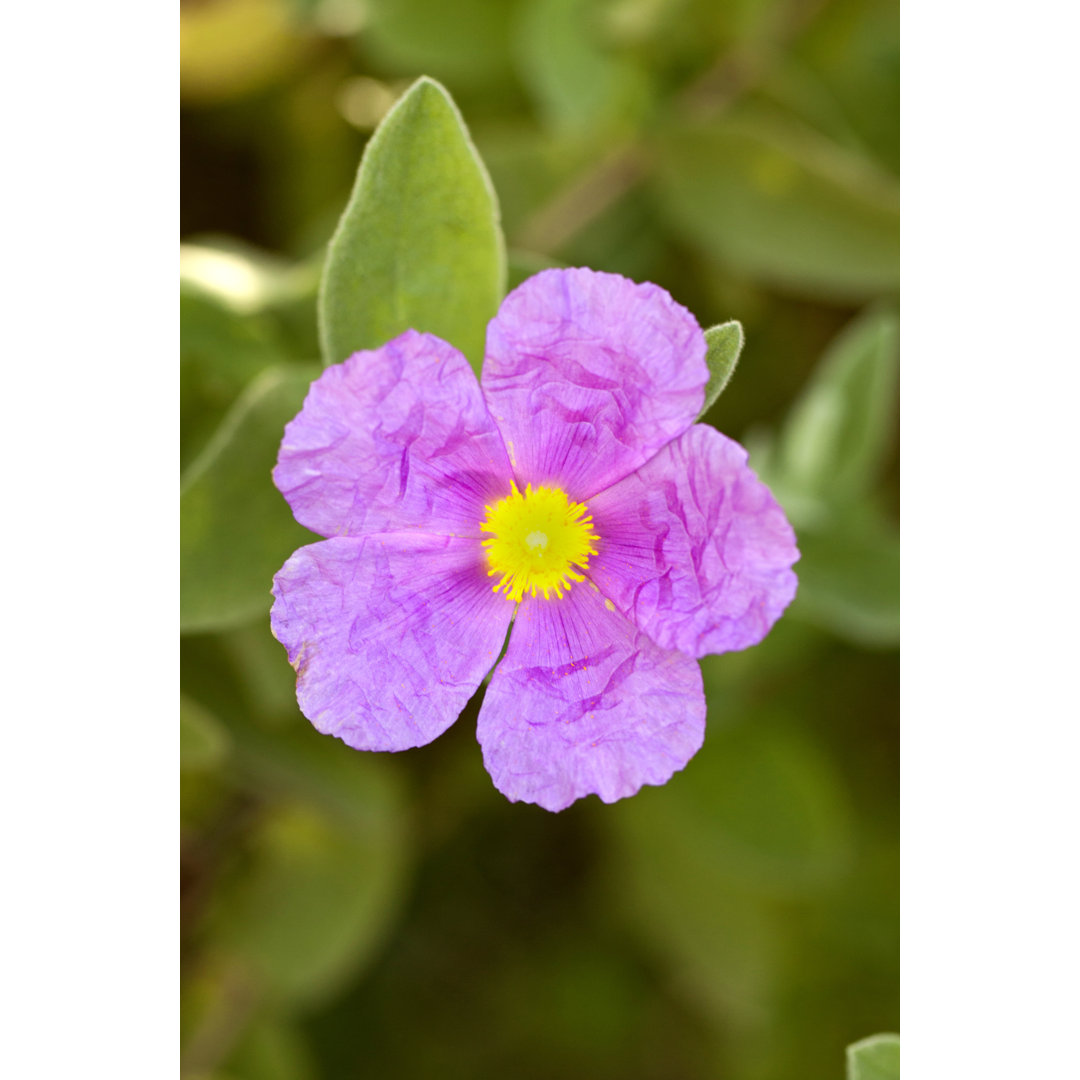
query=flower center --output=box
[481,483,599,602]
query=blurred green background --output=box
[180,1,899,1077]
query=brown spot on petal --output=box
[291,642,315,678]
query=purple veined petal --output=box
[587,423,799,659]
[478,583,706,811]
[271,534,514,751]
[482,268,708,500]
[274,329,513,539]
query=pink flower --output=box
[271,269,798,811]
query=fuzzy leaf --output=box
[699,320,745,418]
[319,76,505,374]
[847,1034,900,1080]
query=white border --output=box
[2,3,176,1075]
[905,2,1079,1075]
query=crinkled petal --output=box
[271,534,513,751]
[482,268,707,499]
[588,423,798,659]
[274,330,513,538]
[478,584,705,811]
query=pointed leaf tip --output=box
[698,320,745,419]
[846,1033,900,1080]
[318,75,505,376]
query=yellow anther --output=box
[480,483,599,602]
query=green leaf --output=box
[793,510,900,648]
[180,694,231,772]
[847,1033,900,1080]
[654,108,899,300]
[180,286,289,392]
[181,286,291,471]
[209,717,411,1006]
[515,0,647,137]
[222,706,408,836]
[676,716,854,891]
[607,713,853,1022]
[218,624,304,726]
[775,307,898,510]
[319,76,505,374]
[216,799,405,1005]
[181,367,318,634]
[609,794,781,1024]
[699,319,744,417]
[737,308,899,647]
[789,0,900,174]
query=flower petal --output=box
[271,534,513,751]
[482,268,707,499]
[274,329,513,538]
[478,584,705,811]
[588,423,798,659]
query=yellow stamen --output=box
[480,483,599,602]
